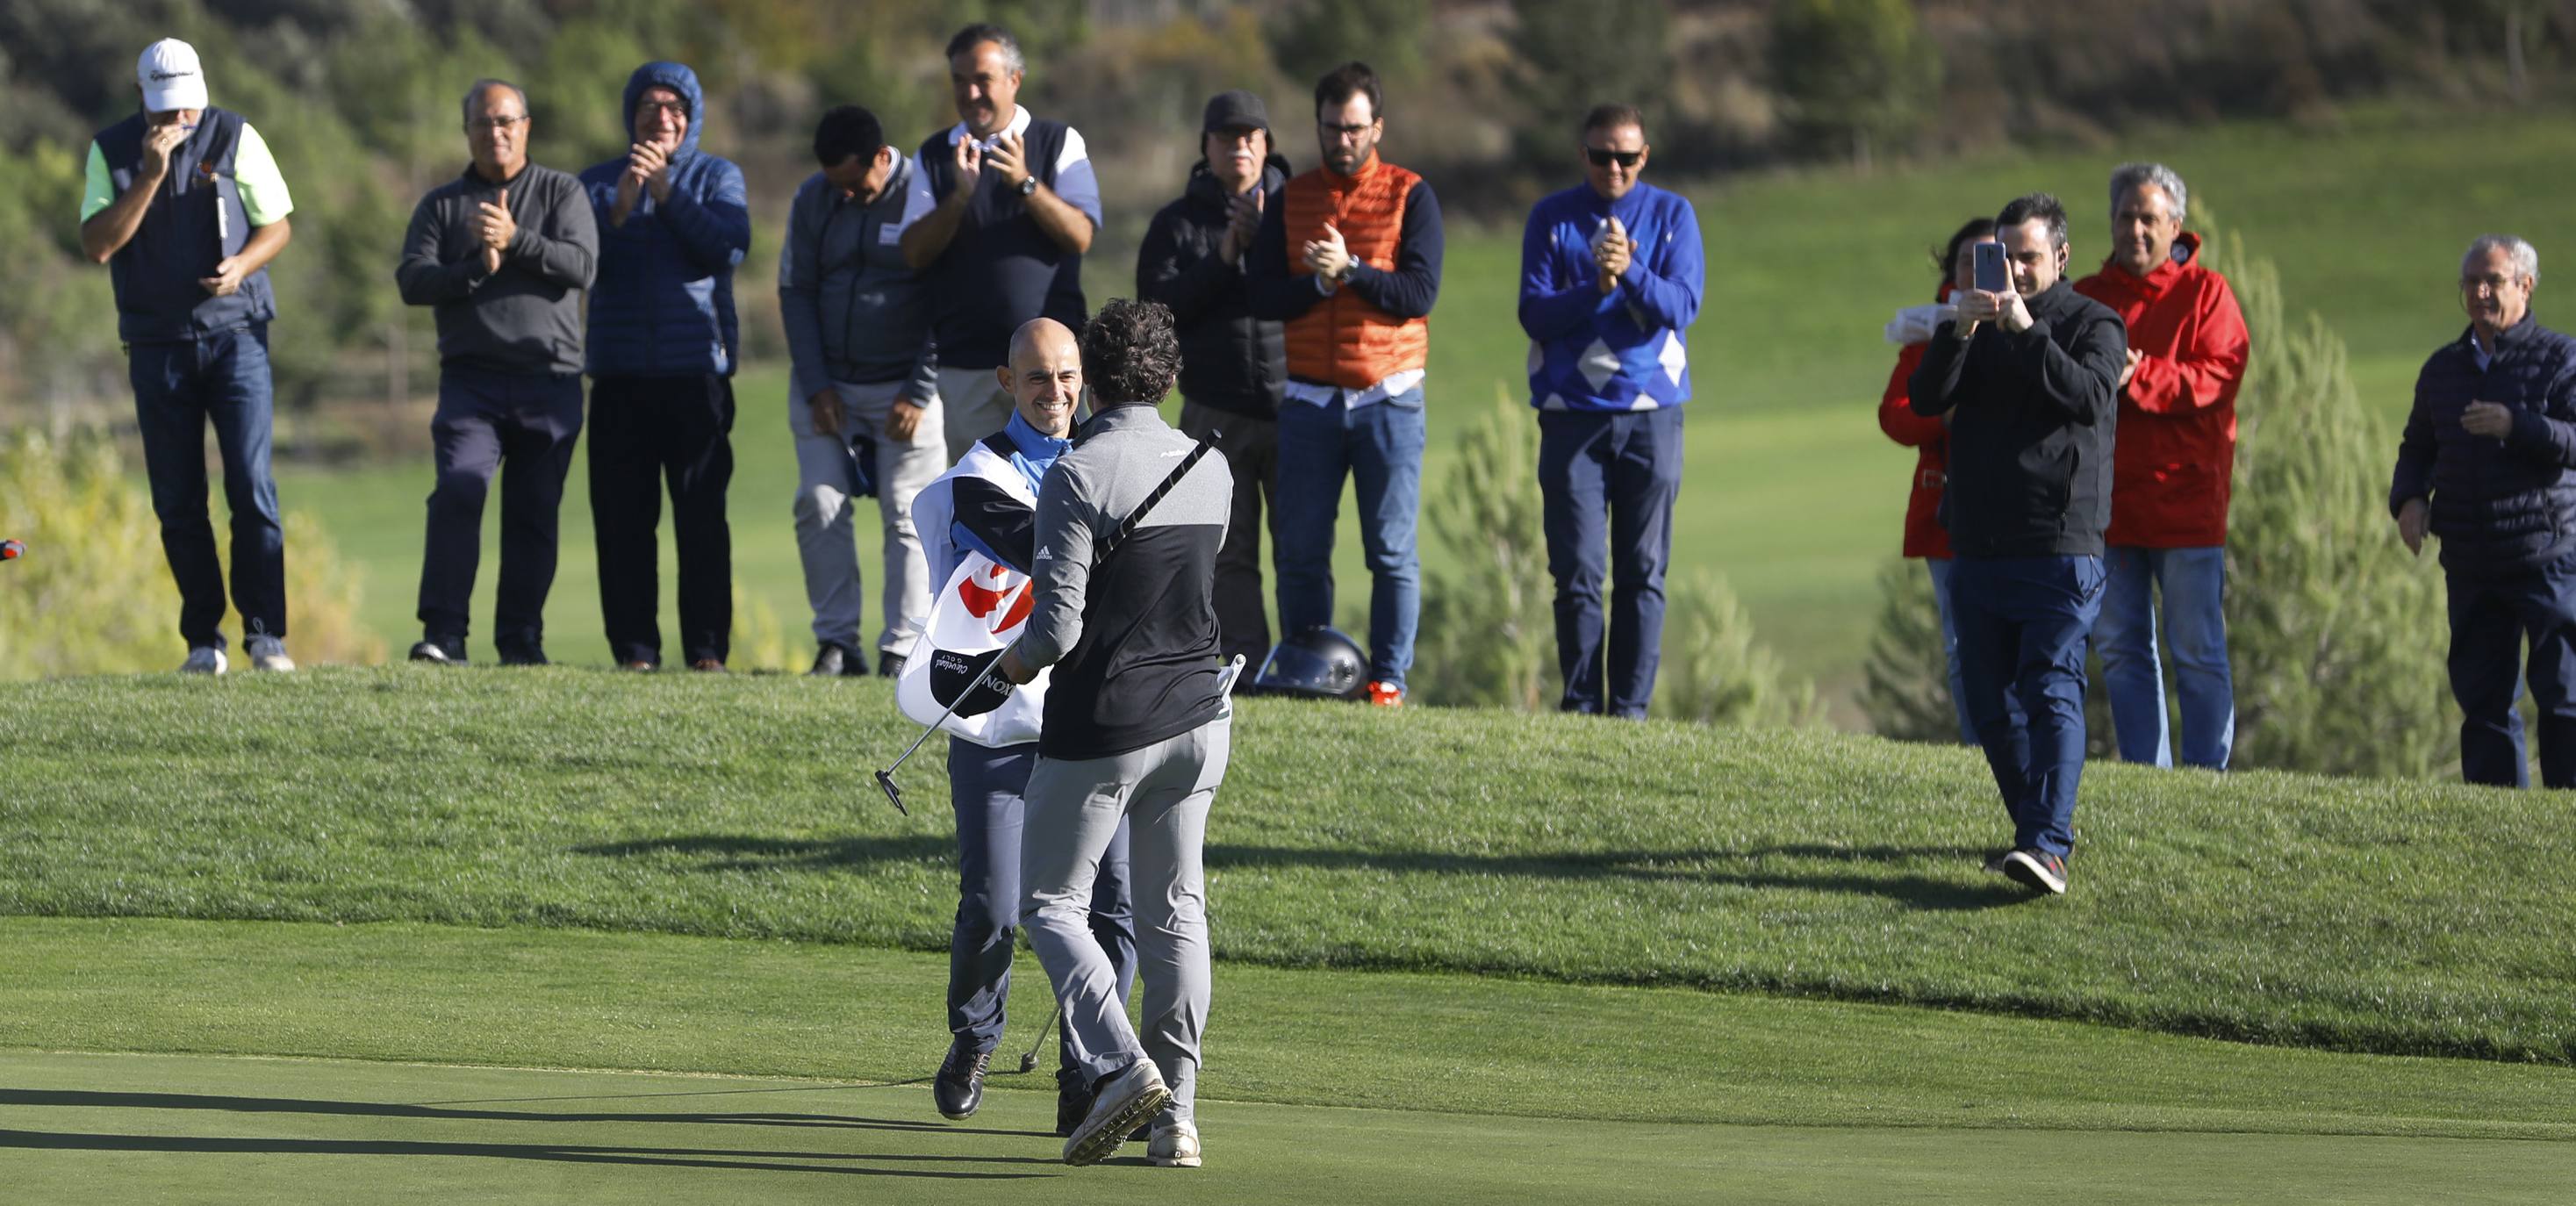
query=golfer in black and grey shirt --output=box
[997,298,1232,1170]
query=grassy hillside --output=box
[262,105,2576,701]
[3,668,2567,1064]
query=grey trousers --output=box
[1022,715,1230,1123]
[789,378,944,657]
[936,364,1013,466]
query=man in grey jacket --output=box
[396,79,597,666]
[999,298,1233,1170]
[779,104,945,677]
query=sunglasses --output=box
[1585,147,1642,169]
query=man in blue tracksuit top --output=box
[1518,103,1704,718]
[579,61,752,671]
[2391,234,2576,788]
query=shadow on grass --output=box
[0,1088,1051,1139]
[576,834,2031,910]
[0,1089,1053,1180]
[574,833,951,872]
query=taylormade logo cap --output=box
[137,38,208,113]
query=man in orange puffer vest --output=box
[2071,163,2250,770]
[1248,61,1444,707]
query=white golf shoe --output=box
[1062,1060,1169,1167]
[246,636,295,672]
[1147,1119,1202,1168]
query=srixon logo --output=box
[957,562,1032,634]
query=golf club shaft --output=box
[885,642,1015,775]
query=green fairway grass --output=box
[12,1051,2565,1205]
[3,669,2569,1063]
[264,105,2576,707]
[11,916,2574,1139]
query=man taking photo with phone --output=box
[1909,192,2128,895]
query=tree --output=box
[2203,228,2458,777]
[1857,558,1958,741]
[1506,0,1673,170]
[1266,0,1427,91]
[1769,0,1940,169]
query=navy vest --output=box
[96,107,276,342]
[915,118,1087,368]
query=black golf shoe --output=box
[808,642,853,677]
[934,1044,990,1121]
[1056,1080,1091,1137]
[2000,848,2069,895]
[408,635,465,665]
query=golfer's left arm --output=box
[998,466,1096,684]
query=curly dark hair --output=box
[1079,298,1182,406]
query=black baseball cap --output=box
[1202,90,1269,134]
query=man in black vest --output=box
[79,38,296,675]
[899,22,1103,463]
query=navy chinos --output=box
[2445,548,2576,788]
[1949,555,2106,856]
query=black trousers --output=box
[588,374,735,665]
[1179,399,1280,665]
[418,370,585,657]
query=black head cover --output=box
[1252,626,1368,700]
[929,646,1015,717]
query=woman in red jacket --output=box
[1879,218,1997,744]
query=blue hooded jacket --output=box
[579,62,751,377]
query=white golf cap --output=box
[137,39,209,112]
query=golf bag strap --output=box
[1095,434,1220,565]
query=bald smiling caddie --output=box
[908,318,1138,1135]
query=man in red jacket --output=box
[2073,163,2250,769]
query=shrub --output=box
[0,427,379,676]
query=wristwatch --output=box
[1015,176,1038,198]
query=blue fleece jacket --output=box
[579,62,751,377]
[1517,180,1704,411]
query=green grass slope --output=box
[3,669,2567,1063]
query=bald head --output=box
[999,319,1081,438]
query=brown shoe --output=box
[690,658,727,673]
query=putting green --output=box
[0,1052,2565,1205]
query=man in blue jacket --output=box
[2391,234,2576,788]
[1908,192,2128,895]
[1518,103,1704,718]
[579,62,751,671]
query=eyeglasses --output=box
[468,115,527,132]
[1319,121,1374,138]
[1585,147,1642,169]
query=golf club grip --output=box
[1094,436,1217,564]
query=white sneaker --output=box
[1147,1120,1202,1168]
[1062,1060,1170,1167]
[246,636,295,672]
[180,646,227,675]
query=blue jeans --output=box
[2094,545,2235,768]
[1949,556,2106,857]
[2444,549,2576,789]
[1923,558,1980,745]
[417,370,585,655]
[1538,407,1684,717]
[946,738,1136,1088]
[1274,389,1425,688]
[128,327,284,651]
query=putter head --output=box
[873,769,908,816]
